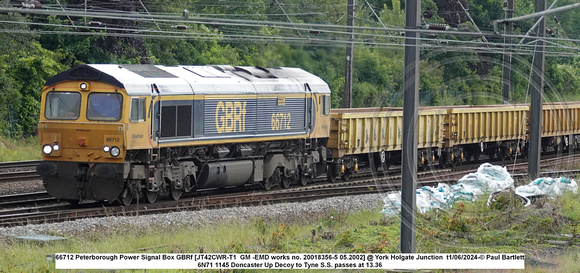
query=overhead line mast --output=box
[342,0,355,108]
[502,0,514,104]
[401,0,420,254]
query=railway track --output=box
[1,153,579,228]
[0,180,403,228]
[0,170,41,183]
[0,191,55,208]
[0,160,41,183]
[0,160,40,170]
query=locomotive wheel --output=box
[281,177,292,189]
[171,187,183,201]
[143,190,158,203]
[262,177,274,190]
[262,169,280,191]
[119,189,134,206]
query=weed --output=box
[252,217,267,236]
[257,223,289,251]
[335,230,354,248]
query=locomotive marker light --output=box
[52,143,60,151]
[79,82,89,91]
[103,146,111,153]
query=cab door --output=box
[150,84,161,146]
[305,83,313,134]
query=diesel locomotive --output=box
[36,64,580,205]
[36,64,332,205]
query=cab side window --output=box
[130,98,146,122]
[322,95,330,116]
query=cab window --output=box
[45,91,81,120]
[130,98,146,122]
[322,95,330,116]
[87,93,123,121]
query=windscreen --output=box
[45,92,81,120]
[87,93,123,121]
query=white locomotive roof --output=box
[46,64,331,97]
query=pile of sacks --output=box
[382,163,578,216]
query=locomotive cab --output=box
[37,70,130,202]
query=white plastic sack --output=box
[382,183,454,216]
[382,192,402,216]
[450,183,480,202]
[514,184,544,197]
[457,163,514,193]
[516,176,578,197]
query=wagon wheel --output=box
[371,152,382,174]
[171,187,183,201]
[341,168,352,181]
[499,148,510,160]
[118,187,134,206]
[439,155,448,169]
[420,156,430,171]
[382,161,390,171]
[473,152,481,163]
[326,164,337,183]
[143,190,158,203]
[464,151,473,163]
[450,155,461,168]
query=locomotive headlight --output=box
[110,146,121,157]
[103,146,110,153]
[42,144,53,155]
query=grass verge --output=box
[0,192,579,272]
[0,136,40,162]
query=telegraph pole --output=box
[502,0,514,104]
[342,0,355,108]
[401,0,420,253]
[529,0,546,180]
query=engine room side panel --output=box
[257,96,306,135]
[204,98,257,136]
